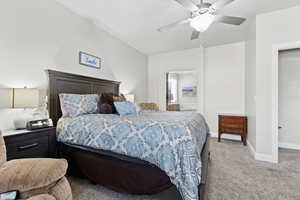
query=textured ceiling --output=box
[55,0,300,55]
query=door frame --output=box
[166,72,169,111]
[271,41,300,163]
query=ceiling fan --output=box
[158,0,246,40]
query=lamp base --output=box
[13,119,27,130]
[13,114,32,130]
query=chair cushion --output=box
[0,132,6,166]
[27,194,56,200]
[0,158,67,193]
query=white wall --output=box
[148,48,204,112]
[255,6,300,159]
[279,49,300,148]
[204,42,246,133]
[245,18,257,150]
[0,0,148,130]
[148,42,246,134]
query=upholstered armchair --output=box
[138,103,159,111]
[0,132,72,200]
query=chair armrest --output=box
[0,158,67,193]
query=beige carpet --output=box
[69,138,300,200]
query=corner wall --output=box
[148,47,205,112]
[0,0,148,99]
[245,18,257,150]
[255,6,300,160]
[148,42,246,134]
[204,42,245,134]
[0,0,148,130]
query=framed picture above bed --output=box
[79,51,101,69]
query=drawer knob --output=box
[17,143,39,151]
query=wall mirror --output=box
[166,70,198,111]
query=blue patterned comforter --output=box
[57,111,209,200]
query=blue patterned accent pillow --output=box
[114,101,137,116]
[59,94,99,117]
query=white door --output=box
[279,49,300,149]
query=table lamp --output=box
[12,88,39,129]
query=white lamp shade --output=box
[125,94,135,103]
[13,88,39,108]
[190,14,215,32]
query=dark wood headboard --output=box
[47,70,120,125]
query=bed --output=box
[47,70,210,200]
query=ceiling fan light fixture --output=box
[190,13,215,32]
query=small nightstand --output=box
[3,127,57,160]
[218,114,247,146]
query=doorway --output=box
[270,41,300,163]
[166,70,198,111]
[278,49,300,155]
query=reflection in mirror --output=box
[166,70,198,111]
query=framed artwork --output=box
[182,86,197,97]
[79,51,101,69]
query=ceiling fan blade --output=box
[191,30,200,40]
[174,0,199,12]
[211,0,234,10]
[158,19,191,32]
[215,15,246,25]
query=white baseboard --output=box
[209,132,241,141]
[255,152,278,163]
[279,142,300,150]
[210,132,278,163]
[247,140,256,158]
[245,141,277,163]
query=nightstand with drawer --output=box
[3,127,57,160]
[218,114,247,146]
